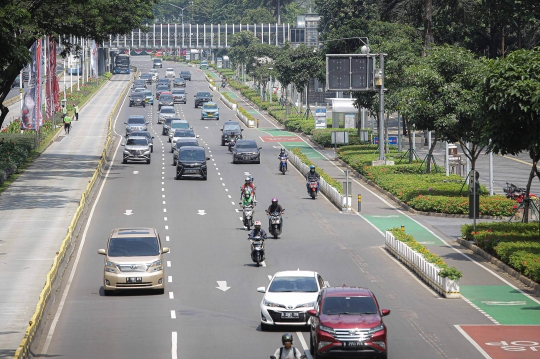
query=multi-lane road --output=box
[37,57,493,359]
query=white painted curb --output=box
[236,109,255,128]
[220,93,237,110]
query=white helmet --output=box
[254,220,262,228]
[245,177,251,183]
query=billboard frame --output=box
[325,54,378,92]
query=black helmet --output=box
[282,333,293,344]
[280,148,285,153]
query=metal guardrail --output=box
[12,71,136,359]
[385,231,460,299]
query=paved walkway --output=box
[0,75,130,357]
[210,69,540,328]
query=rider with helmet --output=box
[241,186,255,207]
[270,333,306,359]
[278,148,289,172]
[266,198,284,231]
[306,165,321,194]
[240,177,256,202]
[248,220,267,239]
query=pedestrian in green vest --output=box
[61,105,67,119]
[63,113,72,134]
[73,104,79,121]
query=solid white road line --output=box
[171,310,176,319]
[296,332,312,359]
[172,332,178,359]
[42,88,129,354]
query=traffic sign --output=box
[373,136,398,145]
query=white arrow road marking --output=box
[169,292,174,299]
[216,281,231,291]
[133,171,139,174]
[268,275,272,280]
[205,126,208,129]
[244,172,251,176]
[261,261,266,267]
[124,210,133,216]
[171,310,176,319]
[197,210,207,215]
[481,301,526,306]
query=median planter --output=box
[220,93,237,110]
[236,109,255,128]
[385,230,461,298]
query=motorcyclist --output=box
[248,220,267,240]
[270,333,306,359]
[306,165,321,194]
[278,148,289,172]
[241,186,255,207]
[240,177,256,202]
[266,198,284,231]
[228,132,240,151]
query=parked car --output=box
[232,139,261,164]
[153,59,163,68]
[171,89,187,104]
[220,121,243,146]
[201,101,219,120]
[165,68,176,78]
[142,90,154,105]
[124,115,148,136]
[133,79,146,89]
[97,227,169,295]
[257,270,326,330]
[180,70,191,81]
[194,91,212,108]
[149,69,159,82]
[170,129,198,152]
[308,286,390,359]
[155,85,170,100]
[168,120,192,142]
[140,73,152,84]
[172,138,199,165]
[173,78,186,87]
[121,136,151,164]
[129,131,154,153]
[175,146,209,180]
[158,94,174,110]
[129,93,146,107]
[158,106,176,125]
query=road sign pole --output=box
[378,53,385,161]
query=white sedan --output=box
[165,68,176,78]
[170,129,199,152]
[257,270,326,331]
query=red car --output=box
[308,286,390,359]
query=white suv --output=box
[165,68,175,78]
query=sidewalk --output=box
[0,77,129,357]
[213,71,540,327]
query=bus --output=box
[114,54,130,74]
[199,60,208,70]
[216,57,223,69]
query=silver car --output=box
[170,129,198,152]
[125,115,148,136]
[171,89,187,104]
[149,69,159,82]
[122,136,151,164]
[168,120,192,142]
[158,106,176,124]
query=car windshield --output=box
[235,141,257,149]
[321,296,378,315]
[204,103,218,109]
[174,130,195,137]
[153,60,161,63]
[133,88,145,93]
[160,95,173,101]
[131,132,150,139]
[172,90,185,95]
[269,276,319,292]
[134,80,145,84]
[143,91,153,97]
[128,117,145,124]
[160,108,175,114]
[167,68,174,71]
[197,92,211,97]
[157,86,169,91]
[131,93,144,98]
[175,78,184,82]
[179,150,205,161]
[171,122,189,129]
[181,71,190,74]
[176,140,198,149]
[126,138,148,146]
[141,74,151,78]
[224,124,241,131]
[108,237,159,257]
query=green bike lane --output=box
[210,68,540,328]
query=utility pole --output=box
[378,53,385,161]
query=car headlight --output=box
[368,324,385,335]
[202,111,207,115]
[297,301,315,308]
[105,261,117,273]
[319,324,336,335]
[123,150,130,155]
[143,151,150,155]
[149,259,163,272]
[263,299,285,308]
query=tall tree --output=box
[289,44,323,117]
[0,0,156,128]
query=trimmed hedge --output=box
[462,222,540,282]
[290,148,343,194]
[312,128,372,147]
[390,228,463,280]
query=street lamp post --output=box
[166,3,189,24]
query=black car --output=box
[153,59,163,68]
[158,94,174,110]
[180,71,191,81]
[172,138,199,165]
[155,85,169,100]
[175,146,209,180]
[140,73,152,84]
[129,131,154,153]
[157,78,171,89]
[220,121,243,146]
[173,78,186,87]
[133,79,146,89]
[194,91,212,108]
[129,93,146,107]
[232,139,261,164]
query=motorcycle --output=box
[242,204,255,230]
[266,210,284,239]
[221,80,227,88]
[279,156,288,174]
[308,180,319,199]
[249,235,265,267]
[228,134,239,152]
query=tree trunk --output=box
[426,134,438,173]
[423,0,434,54]
[524,151,540,223]
[402,115,408,136]
[405,117,414,164]
[501,22,505,59]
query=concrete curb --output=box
[13,72,135,359]
[455,237,540,296]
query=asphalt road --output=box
[39,57,492,359]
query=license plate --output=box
[243,156,251,160]
[207,114,213,117]
[184,169,199,174]
[126,277,142,283]
[343,341,363,348]
[281,312,299,318]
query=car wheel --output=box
[143,104,146,107]
[170,147,173,153]
[147,158,151,164]
[261,323,271,332]
[129,104,132,107]
[310,336,315,355]
[155,288,165,295]
[194,104,198,108]
[202,176,207,181]
[151,147,153,153]
[122,157,127,164]
[257,160,261,164]
[104,289,114,296]
[221,140,225,146]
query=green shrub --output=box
[290,148,343,194]
[313,128,371,147]
[408,195,515,216]
[222,92,237,105]
[103,72,113,80]
[507,250,540,282]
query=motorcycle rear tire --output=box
[273,232,278,239]
[311,191,316,199]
